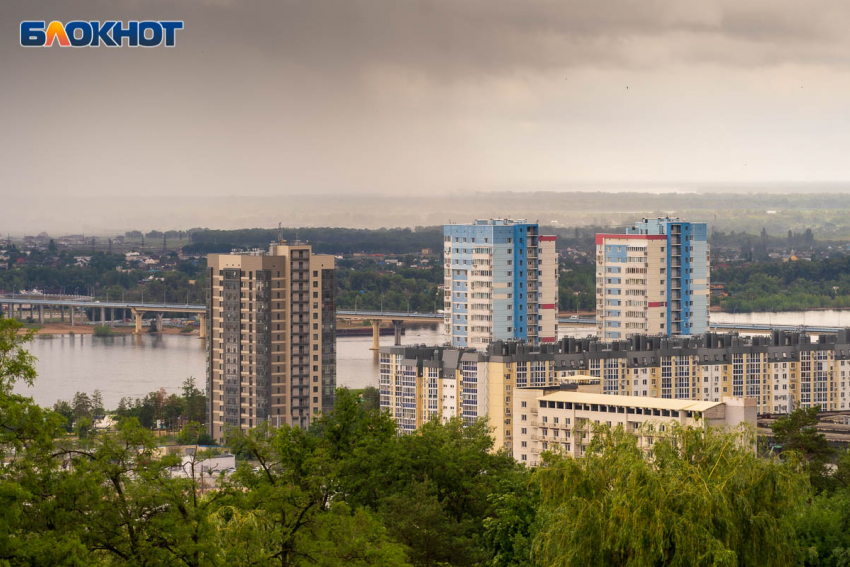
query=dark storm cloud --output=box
[5,0,849,77]
[2,0,850,235]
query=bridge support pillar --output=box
[132,309,143,334]
[370,320,381,350]
[155,313,163,333]
[392,319,404,346]
[38,305,44,325]
[100,306,105,325]
[198,314,207,339]
[70,306,76,326]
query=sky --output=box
[3,0,850,232]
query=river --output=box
[23,310,847,410]
[18,325,452,409]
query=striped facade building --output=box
[380,330,850,452]
[206,242,336,443]
[596,218,709,339]
[443,220,558,348]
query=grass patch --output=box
[180,325,195,333]
[93,325,115,337]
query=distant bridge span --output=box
[0,296,206,335]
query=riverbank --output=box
[18,322,198,337]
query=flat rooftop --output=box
[537,391,723,412]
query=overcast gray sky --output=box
[3,0,850,226]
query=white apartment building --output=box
[513,387,755,466]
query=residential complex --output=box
[380,329,850,451]
[443,219,558,349]
[596,217,709,339]
[206,242,336,443]
[512,387,755,465]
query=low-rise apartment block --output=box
[513,387,755,466]
[380,330,850,449]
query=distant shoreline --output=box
[18,322,197,337]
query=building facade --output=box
[206,242,336,443]
[513,388,755,466]
[380,330,850,449]
[596,218,709,339]
[443,220,558,349]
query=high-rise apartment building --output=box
[596,218,709,339]
[443,219,558,349]
[206,242,336,443]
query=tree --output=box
[182,376,207,424]
[534,424,806,567]
[71,391,93,421]
[91,389,105,415]
[772,406,835,492]
[0,320,76,563]
[360,386,380,413]
[796,488,850,567]
[221,419,408,566]
[178,421,216,447]
[53,399,75,431]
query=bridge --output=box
[7,295,835,345]
[0,296,207,336]
[337,310,443,349]
[557,316,597,325]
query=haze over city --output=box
[5,0,850,234]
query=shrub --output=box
[93,326,114,337]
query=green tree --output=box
[360,386,380,413]
[53,399,75,431]
[221,419,407,566]
[796,488,850,567]
[772,406,835,492]
[534,424,806,567]
[71,391,93,420]
[0,319,79,563]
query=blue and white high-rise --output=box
[596,218,709,338]
[443,219,558,349]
